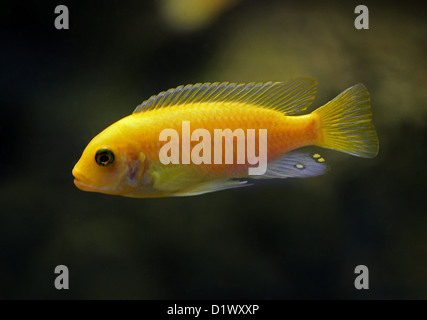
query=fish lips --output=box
[72,168,128,195]
[72,167,98,192]
[73,178,95,192]
[72,170,95,192]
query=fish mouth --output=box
[72,169,97,192]
[73,178,97,192]
[72,168,124,195]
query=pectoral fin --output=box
[151,164,250,196]
[150,166,202,192]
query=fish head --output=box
[72,125,146,196]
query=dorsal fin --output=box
[133,78,317,115]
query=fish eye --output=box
[95,148,115,167]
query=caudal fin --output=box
[313,84,379,158]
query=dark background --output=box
[1,0,426,299]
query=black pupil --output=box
[96,148,114,166]
[99,154,110,163]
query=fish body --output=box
[72,78,379,197]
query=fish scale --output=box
[127,102,317,178]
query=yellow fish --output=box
[72,78,379,197]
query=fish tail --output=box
[313,84,379,158]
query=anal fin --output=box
[254,150,328,179]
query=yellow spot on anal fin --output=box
[318,158,325,162]
[313,153,321,158]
